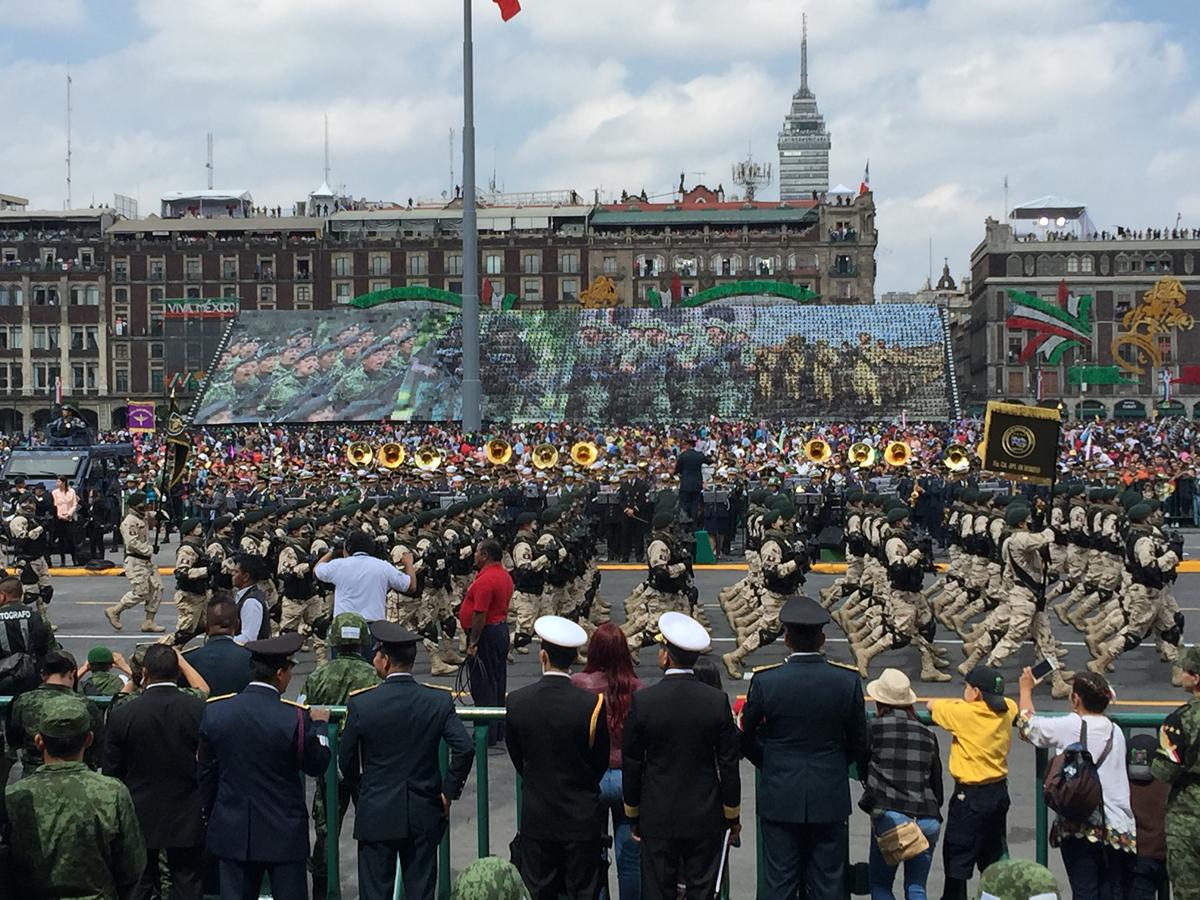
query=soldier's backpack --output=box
[1043,719,1114,823]
[0,613,39,695]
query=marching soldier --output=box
[508,512,545,654]
[168,517,211,647]
[105,492,165,633]
[9,492,54,616]
[623,512,694,655]
[278,518,322,650]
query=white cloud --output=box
[0,0,1194,293]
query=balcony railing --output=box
[829,265,858,277]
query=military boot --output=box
[854,636,891,679]
[722,647,747,680]
[958,646,987,677]
[1087,640,1119,675]
[105,605,123,631]
[1050,671,1073,699]
[920,649,952,683]
[140,615,165,634]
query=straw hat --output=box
[866,668,918,707]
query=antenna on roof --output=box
[65,72,72,209]
[206,132,214,190]
[449,128,455,196]
[323,114,331,185]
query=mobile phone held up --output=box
[1030,656,1057,683]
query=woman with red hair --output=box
[572,623,644,900]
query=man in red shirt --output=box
[461,538,513,745]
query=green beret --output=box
[37,695,92,739]
[127,491,147,509]
[181,517,203,534]
[1128,503,1153,523]
[330,612,371,646]
[414,510,440,527]
[540,508,561,526]
[213,514,234,530]
[515,512,538,526]
[287,517,311,532]
[87,646,114,666]
[652,512,674,530]
[1052,484,1069,497]
[1005,506,1030,528]
[885,507,909,525]
[761,510,781,527]
[991,494,1011,508]
[1119,491,1143,511]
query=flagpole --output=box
[460,0,482,433]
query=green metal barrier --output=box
[0,697,1172,899]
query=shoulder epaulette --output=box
[206,693,236,703]
[827,660,861,674]
[750,662,782,674]
[281,698,310,709]
[348,684,379,698]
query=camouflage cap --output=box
[976,859,1060,900]
[1178,645,1200,675]
[37,694,93,739]
[330,612,371,646]
[450,856,529,900]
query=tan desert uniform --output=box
[170,537,210,641]
[106,502,164,633]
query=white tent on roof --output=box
[828,183,854,195]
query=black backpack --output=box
[0,615,40,696]
[1043,719,1113,823]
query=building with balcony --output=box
[965,200,1200,419]
[589,184,876,305]
[0,207,113,431]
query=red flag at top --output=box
[493,0,521,21]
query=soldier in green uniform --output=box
[303,612,383,898]
[3,694,146,900]
[261,349,323,417]
[79,646,130,697]
[450,855,530,900]
[975,859,1061,900]
[1154,645,1200,899]
[8,648,105,773]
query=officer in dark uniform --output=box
[740,596,870,900]
[198,632,331,900]
[505,615,609,900]
[623,612,741,900]
[339,621,474,900]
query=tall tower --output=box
[777,14,831,200]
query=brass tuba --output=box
[532,443,559,470]
[377,443,406,469]
[485,438,513,466]
[346,441,373,467]
[570,441,599,468]
[942,444,970,473]
[804,437,833,465]
[847,441,876,468]
[414,445,443,471]
[883,440,911,467]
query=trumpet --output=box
[804,437,833,465]
[377,443,406,469]
[346,441,373,467]
[414,445,443,471]
[485,438,513,466]
[883,440,911,467]
[571,441,599,468]
[847,441,875,468]
[942,443,970,473]
[532,443,559,470]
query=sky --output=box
[2,0,1198,294]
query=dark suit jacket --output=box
[198,683,330,862]
[740,654,869,823]
[675,449,708,493]
[339,674,474,842]
[103,683,207,848]
[623,672,740,839]
[505,674,609,841]
[184,635,252,697]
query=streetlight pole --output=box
[460,0,482,432]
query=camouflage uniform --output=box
[105,500,164,633]
[4,697,146,900]
[81,669,127,698]
[450,855,530,900]
[8,682,105,772]
[170,524,211,647]
[303,612,382,894]
[975,859,1061,899]
[1153,651,1200,900]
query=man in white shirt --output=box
[315,530,416,625]
[231,555,270,645]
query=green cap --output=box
[127,491,148,509]
[86,646,114,666]
[37,695,92,739]
[330,612,371,646]
[885,507,909,525]
[450,856,529,900]
[976,859,1060,900]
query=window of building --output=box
[406,278,428,288]
[32,326,60,350]
[0,331,7,350]
[335,282,352,304]
[522,278,541,304]
[296,285,312,308]
[113,342,129,360]
[602,256,618,275]
[0,284,21,306]
[1066,255,1079,274]
[333,255,353,277]
[750,255,773,276]
[8,326,22,349]
[258,286,275,308]
[1115,293,1133,317]
[485,278,503,301]
[149,258,165,281]
[369,254,390,276]
[71,363,99,391]
[33,364,61,391]
[446,253,464,275]
[185,286,201,299]
[1115,254,1130,274]
[184,257,202,281]
[295,256,312,280]
[522,252,541,274]
[560,251,579,274]
[114,364,130,394]
[222,257,238,280]
[78,248,93,267]
[222,285,238,299]
[113,316,127,337]
[149,342,163,360]
[256,256,274,280]
[484,253,503,275]
[366,280,387,294]
[1080,255,1094,274]
[1158,335,1173,362]
[69,325,100,351]
[69,285,83,305]
[41,248,55,267]
[149,287,164,305]
[0,366,8,391]
[113,259,128,281]
[150,365,164,394]
[1007,334,1023,362]
[407,253,427,276]
[561,278,579,303]
[33,285,59,305]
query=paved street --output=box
[37,540,1200,898]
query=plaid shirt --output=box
[861,709,944,819]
